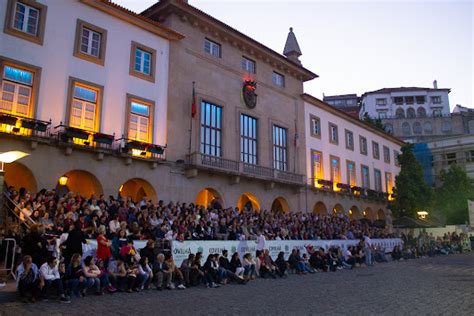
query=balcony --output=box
[0,113,51,139]
[311,179,390,202]
[119,138,165,160]
[54,124,115,152]
[186,153,305,185]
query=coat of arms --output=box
[242,80,257,109]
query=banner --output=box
[79,238,402,266]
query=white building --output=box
[360,81,451,120]
[303,94,403,220]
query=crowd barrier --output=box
[80,238,403,266]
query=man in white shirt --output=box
[256,231,266,251]
[39,257,70,303]
[364,235,373,266]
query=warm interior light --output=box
[349,210,353,215]
[119,184,123,192]
[417,211,428,219]
[333,182,341,192]
[58,176,68,186]
[363,210,367,217]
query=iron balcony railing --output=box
[187,153,305,185]
[0,113,51,138]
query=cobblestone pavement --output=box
[0,253,473,316]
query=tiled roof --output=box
[363,87,450,97]
[323,94,358,100]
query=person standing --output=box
[364,235,373,266]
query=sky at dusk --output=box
[115,0,473,109]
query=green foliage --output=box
[362,113,387,132]
[435,164,473,225]
[392,144,433,218]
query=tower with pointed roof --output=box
[283,27,302,65]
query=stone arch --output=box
[196,188,224,209]
[271,196,290,213]
[417,107,427,117]
[57,170,103,198]
[349,205,361,220]
[396,108,405,118]
[402,122,411,135]
[363,207,374,220]
[120,178,157,203]
[237,192,260,212]
[3,162,37,193]
[332,203,344,215]
[377,209,386,220]
[313,201,327,216]
[413,122,422,134]
[407,107,416,118]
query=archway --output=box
[4,162,37,193]
[417,107,426,117]
[237,192,260,211]
[120,178,157,203]
[57,170,103,198]
[332,203,344,215]
[349,205,361,220]
[196,188,224,209]
[407,107,416,118]
[363,207,375,220]
[396,108,405,118]
[313,201,327,216]
[271,197,289,213]
[377,209,386,220]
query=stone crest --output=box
[242,80,257,109]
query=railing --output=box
[117,138,166,160]
[54,124,115,151]
[0,113,51,138]
[2,191,36,231]
[0,238,17,280]
[187,153,304,185]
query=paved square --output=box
[1,253,473,315]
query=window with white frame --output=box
[134,48,151,75]
[372,141,380,159]
[204,38,221,58]
[310,115,320,137]
[0,65,33,117]
[129,101,151,142]
[362,165,370,188]
[311,150,323,185]
[70,84,98,131]
[345,130,354,150]
[329,123,338,144]
[272,72,285,87]
[13,1,39,36]
[376,98,387,106]
[374,169,382,192]
[383,146,390,163]
[80,27,101,57]
[360,136,368,155]
[330,156,341,183]
[346,160,356,186]
[241,57,255,73]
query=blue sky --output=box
[115,0,473,109]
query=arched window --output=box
[442,121,452,133]
[413,122,422,134]
[423,122,433,134]
[402,122,411,135]
[417,107,426,117]
[396,108,405,118]
[407,107,416,118]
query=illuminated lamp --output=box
[119,184,123,192]
[417,211,428,219]
[58,176,68,186]
[0,151,30,172]
[363,210,367,217]
[349,210,353,215]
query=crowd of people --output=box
[0,186,471,304]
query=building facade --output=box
[304,95,402,221]
[1,0,401,219]
[323,94,360,118]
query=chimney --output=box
[433,80,438,89]
[283,27,302,65]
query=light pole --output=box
[0,151,30,226]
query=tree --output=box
[391,144,433,218]
[435,164,473,225]
[362,113,387,132]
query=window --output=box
[394,150,400,166]
[385,123,393,134]
[67,78,102,132]
[126,95,154,143]
[442,121,452,133]
[385,172,393,194]
[200,100,222,157]
[345,129,354,150]
[424,122,433,134]
[346,160,356,186]
[273,125,287,171]
[73,19,107,65]
[374,169,382,192]
[396,108,405,118]
[1,65,34,117]
[465,150,474,162]
[361,165,370,188]
[240,114,258,164]
[405,96,414,105]
[407,108,416,118]
[433,109,442,117]
[330,156,341,183]
[360,136,368,155]
[311,150,323,186]
[241,57,255,74]
[129,41,156,82]
[413,122,422,134]
[204,38,221,58]
[417,107,427,117]
[446,153,456,165]
[416,96,426,104]
[310,115,321,138]
[272,72,285,87]
[372,141,380,160]
[376,98,387,106]
[328,123,338,145]
[378,111,387,119]
[4,0,47,45]
[431,96,442,104]
[402,122,411,135]
[394,97,403,105]
[383,146,390,163]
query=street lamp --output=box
[0,150,30,225]
[417,211,428,219]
